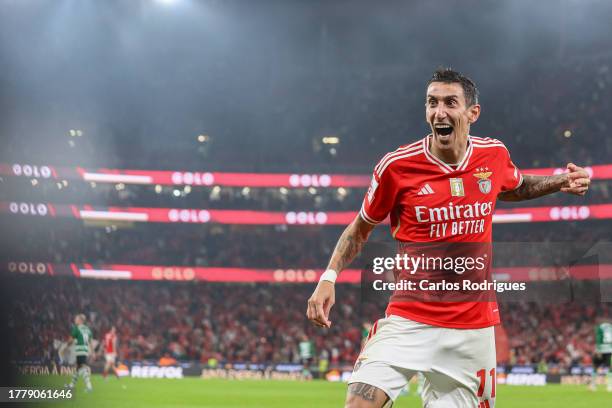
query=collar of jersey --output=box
[423,134,474,174]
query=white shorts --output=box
[104,353,117,364]
[348,315,496,407]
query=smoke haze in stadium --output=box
[1,0,611,170]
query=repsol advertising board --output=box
[130,365,184,379]
[499,373,547,386]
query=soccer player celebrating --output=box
[66,314,94,392]
[590,319,612,392]
[102,326,120,381]
[306,68,591,407]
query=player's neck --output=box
[429,135,469,165]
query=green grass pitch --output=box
[25,375,611,407]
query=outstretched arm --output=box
[498,163,590,202]
[306,215,375,328]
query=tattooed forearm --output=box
[327,217,374,272]
[348,383,377,402]
[497,174,567,202]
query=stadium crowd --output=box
[3,219,610,269]
[502,302,608,370]
[9,279,369,368]
[8,278,611,374]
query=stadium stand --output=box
[8,278,611,374]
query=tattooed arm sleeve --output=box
[327,215,375,272]
[497,174,567,202]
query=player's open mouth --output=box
[434,123,454,137]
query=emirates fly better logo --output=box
[414,201,493,223]
[414,201,494,238]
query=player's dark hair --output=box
[427,67,479,106]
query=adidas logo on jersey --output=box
[417,184,435,196]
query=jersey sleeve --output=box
[359,162,399,224]
[71,325,78,339]
[499,147,523,192]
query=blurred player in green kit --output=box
[66,314,94,392]
[590,319,612,392]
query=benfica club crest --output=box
[473,168,493,194]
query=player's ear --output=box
[467,104,481,124]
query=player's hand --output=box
[306,281,335,328]
[561,163,590,196]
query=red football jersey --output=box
[104,332,117,353]
[360,135,523,329]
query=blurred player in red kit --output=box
[102,326,120,380]
[307,68,591,407]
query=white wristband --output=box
[319,269,338,283]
